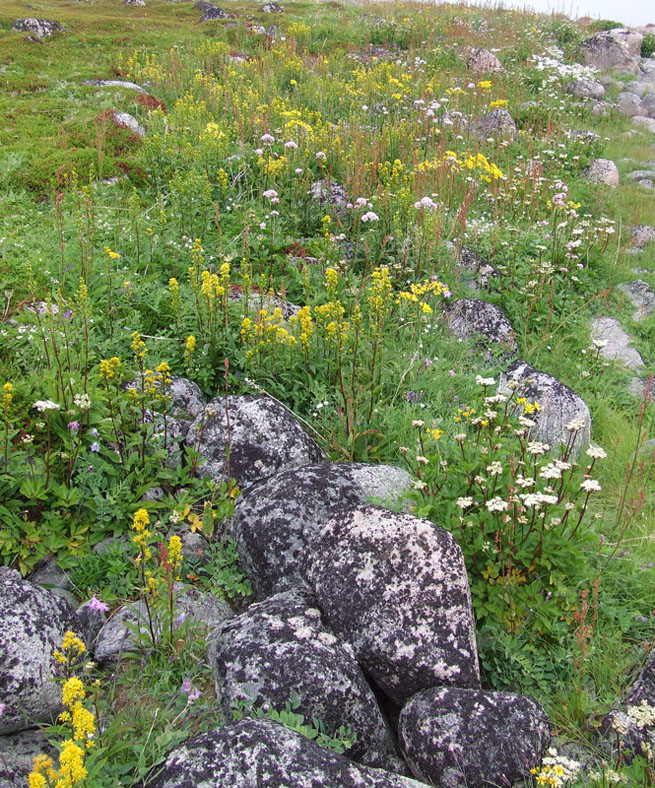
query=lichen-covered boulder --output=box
[309,179,348,220]
[201,5,229,20]
[208,589,405,773]
[186,395,324,493]
[230,462,412,598]
[110,111,145,138]
[82,79,146,93]
[579,32,640,73]
[453,247,501,291]
[260,2,283,10]
[467,48,503,74]
[590,317,645,371]
[500,360,591,457]
[398,687,550,788]
[600,649,655,762]
[585,158,620,187]
[0,568,81,734]
[11,18,64,39]
[445,298,517,352]
[142,718,424,788]
[566,79,605,99]
[472,108,516,140]
[633,116,655,132]
[308,505,480,704]
[94,587,232,663]
[0,729,57,788]
[617,280,655,321]
[617,91,643,117]
[630,224,655,249]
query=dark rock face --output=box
[0,729,57,788]
[472,108,516,140]
[445,298,517,352]
[600,650,655,761]
[208,589,405,773]
[185,395,324,493]
[142,718,425,788]
[399,687,550,788]
[229,462,412,598]
[500,360,591,457]
[308,505,480,705]
[0,568,81,734]
[309,179,349,220]
[11,18,64,39]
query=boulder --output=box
[0,568,82,734]
[633,116,655,132]
[260,2,283,10]
[185,395,324,493]
[0,729,57,788]
[616,92,641,117]
[500,360,591,456]
[398,687,550,788]
[308,505,480,705]
[579,32,640,73]
[125,0,146,6]
[630,225,655,248]
[167,376,206,436]
[472,108,516,140]
[627,169,655,182]
[309,179,349,220]
[566,79,605,99]
[93,586,233,663]
[600,649,655,762]
[11,18,63,39]
[450,246,501,291]
[608,28,644,57]
[142,718,425,788]
[82,79,146,93]
[467,48,503,74]
[445,298,517,352]
[585,158,620,187]
[229,462,412,598]
[208,589,405,773]
[590,317,645,371]
[110,111,145,138]
[201,6,229,20]
[617,280,655,321]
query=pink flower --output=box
[88,595,109,613]
[260,133,274,145]
[449,370,455,376]
[263,189,278,199]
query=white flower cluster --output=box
[33,400,60,412]
[533,46,597,81]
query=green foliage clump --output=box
[587,19,624,32]
[642,34,655,58]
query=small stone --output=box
[260,2,283,10]
[445,298,517,352]
[467,48,503,74]
[472,108,517,140]
[110,111,145,138]
[590,317,645,371]
[82,79,146,93]
[617,280,655,321]
[201,6,229,20]
[566,79,605,99]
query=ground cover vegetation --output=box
[1,0,654,784]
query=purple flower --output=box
[635,615,649,623]
[182,678,192,693]
[63,309,73,320]
[90,442,100,452]
[68,421,80,431]
[90,428,99,437]
[88,595,109,613]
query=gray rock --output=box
[640,92,655,118]
[0,729,57,788]
[260,2,283,10]
[637,178,655,189]
[500,360,591,456]
[125,0,146,5]
[600,649,655,762]
[585,158,620,187]
[399,687,550,788]
[110,111,145,138]
[250,24,267,35]
[201,6,229,20]
[630,225,655,248]
[230,462,411,599]
[208,589,405,773]
[467,48,503,74]
[566,79,605,99]
[82,79,146,93]
[618,280,655,320]
[445,298,517,352]
[633,116,655,132]
[29,558,73,592]
[11,18,63,39]
[472,108,517,140]
[616,91,641,118]
[590,317,645,371]
[142,718,425,788]
[185,395,324,494]
[169,376,206,432]
[93,586,233,662]
[591,101,611,118]
[76,598,108,649]
[608,28,644,57]
[627,169,655,181]
[579,32,640,73]
[309,179,349,220]
[308,505,480,705]
[450,246,501,291]
[0,568,82,734]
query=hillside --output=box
[1,1,655,786]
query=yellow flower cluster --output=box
[184,335,196,361]
[103,246,121,260]
[132,508,152,560]
[2,382,12,412]
[396,278,450,314]
[99,357,121,385]
[167,534,183,580]
[517,397,541,414]
[530,764,568,787]
[53,631,86,666]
